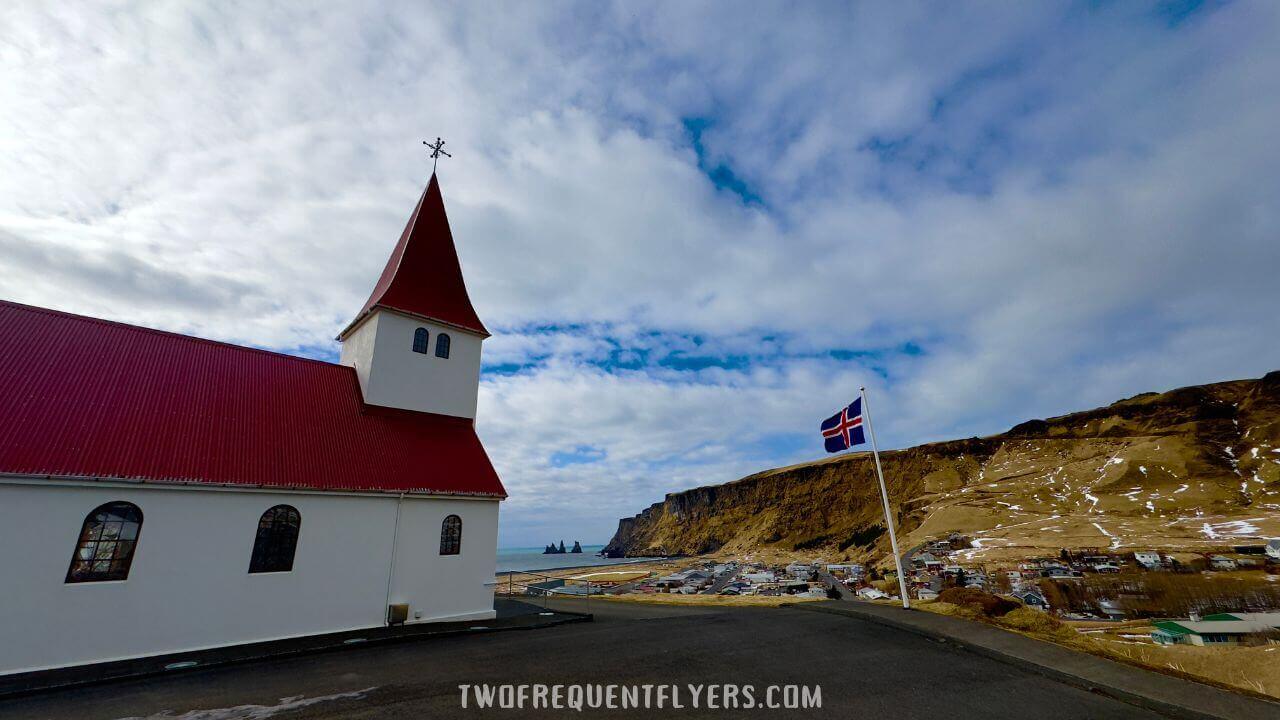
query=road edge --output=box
[792,601,1280,720]
[0,608,592,701]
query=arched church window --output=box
[412,327,429,354]
[66,501,143,583]
[440,514,462,555]
[435,333,451,358]
[249,505,302,573]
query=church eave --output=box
[335,303,492,343]
[0,472,507,500]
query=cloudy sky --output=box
[3,1,1278,546]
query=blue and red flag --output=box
[821,398,865,453]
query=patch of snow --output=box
[117,688,379,720]
[1200,519,1264,539]
[1083,490,1100,512]
[1091,522,1121,549]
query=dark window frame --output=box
[249,505,302,574]
[440,514,462,555]
[435,333,451,358]
[66,502,143,583]
[412,327,430,354]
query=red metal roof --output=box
[340,173,488,339]
[0,301,506,498]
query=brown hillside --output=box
[602,373,1280,565]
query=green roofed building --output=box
[1151,613,1280,646]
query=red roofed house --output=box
[0,174,506,676]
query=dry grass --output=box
[567,570,651,584]
[594,593,821,608]
[915,601,1280,699]
[1095,640,1280,697]
[496,560,679,592]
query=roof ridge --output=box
[0,298,344,371]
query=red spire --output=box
[341,174,488,338]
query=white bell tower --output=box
[337,173,489,420]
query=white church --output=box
[0,173,506,676]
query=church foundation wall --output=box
[0,480,498,675]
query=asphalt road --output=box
[815,570,853,600]
[701,568,739,595]
[0,599,1170,720]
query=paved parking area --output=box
[0,599,1172,719]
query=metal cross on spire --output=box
[423,137,451,173]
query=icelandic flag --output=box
[821,398,865,453]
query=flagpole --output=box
[860,386,911,609]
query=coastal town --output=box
[502,535,1280,649]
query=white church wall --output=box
[390,497,499,623]
[0,480,499,675]
[338,310,381,399]
[340,309,484,419]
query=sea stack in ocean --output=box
[571,541,583,553]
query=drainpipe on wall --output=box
[384,492,406,624]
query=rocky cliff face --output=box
[603,373,1280,564]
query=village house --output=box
[1267,539,1280,561]
[826,563,863,579]
[1133,551,1162,569]
[0,174,506,677]
[1151,613,1280,646]
[1096,599,1127,621]
[913,553,944,572]
[1210,555,1239,571]
[1013,589,1050,611]
[785,562,814,579]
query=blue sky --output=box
[2,1,1278,546]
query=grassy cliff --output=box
[603,372,1280,564]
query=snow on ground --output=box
[117,688,379,720]
[1091,522,1121,549]
[1197,518,1265,539]
[1083,490,1100,511]
[955,536,1005,561]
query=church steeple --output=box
[339,173,487,340]
[337,173,488,419]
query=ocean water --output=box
[496,545,657,573]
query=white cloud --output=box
[1,1,1277,545]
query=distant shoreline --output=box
[495,556,671,575]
